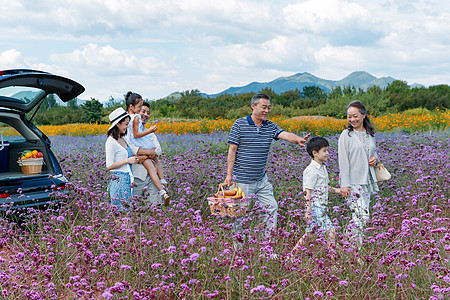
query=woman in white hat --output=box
[105,107,140,210]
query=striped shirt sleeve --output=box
[270,121,284,139]
[228,120,241,145]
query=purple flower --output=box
[207,291,219,298]
[313,291,324,297]
[190,253,200,261]
[281,279,290,286]
[15,131,448,300]
[251,285,265,293]
[56,216,64,222]
[102,291,113,299]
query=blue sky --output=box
[1,0,449,102]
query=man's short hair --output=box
[251,93,270,106]
[142,101,150,108]
[306,136,329,158]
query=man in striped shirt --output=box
[225,93,310,241]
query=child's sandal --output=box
[163,193,170,206]
[159,189,170,206]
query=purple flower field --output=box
[0,131,449,299]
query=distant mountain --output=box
[336,71,377,87]
[410,83,425,88]
[162,92,182,101]
[201,71,401,98]
[55,97,86,107]
[10,91,86,107]
[10,91,38,101]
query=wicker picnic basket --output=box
[17,157,44,174]
[207,182,250,217]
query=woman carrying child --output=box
[105,107,140,210]
[124,91,170,202]
[338,100,379,249]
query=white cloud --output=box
[1,0,25,21]
[0,49,70,76]
[312,45,365,80]
[215,34,314,71]
[283,0,372,32]
[0,49,23,68]
[0,0,448,100]
[50,43,168,76]
[315,45,364,66]
[176,0,271,24]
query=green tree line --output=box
[31,97,115,125]
[32,81,449,125]
[147,81,449,119]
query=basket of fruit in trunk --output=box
[207,182,251,217]
[17,150,44,174]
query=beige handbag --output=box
[374,163,391,182]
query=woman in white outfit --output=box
[338,100,379,248]
[105,107,140,210]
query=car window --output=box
[0,122,26,142]
[0,86,45,104]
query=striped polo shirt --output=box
[228,114,284,183]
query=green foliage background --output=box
[145,81,449,119]
[33,81,449,125]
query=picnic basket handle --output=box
[217,182,238,194]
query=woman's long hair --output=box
[347,100,375,136]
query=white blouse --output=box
[338,129,378,188]
[105,136,139,180]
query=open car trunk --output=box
[0,70,84,209]
[0,110,67,209]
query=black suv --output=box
[0,69,84,209]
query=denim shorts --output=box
[107,171,132,210]
[306,205,335,233]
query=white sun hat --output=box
[108,107,129,130]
